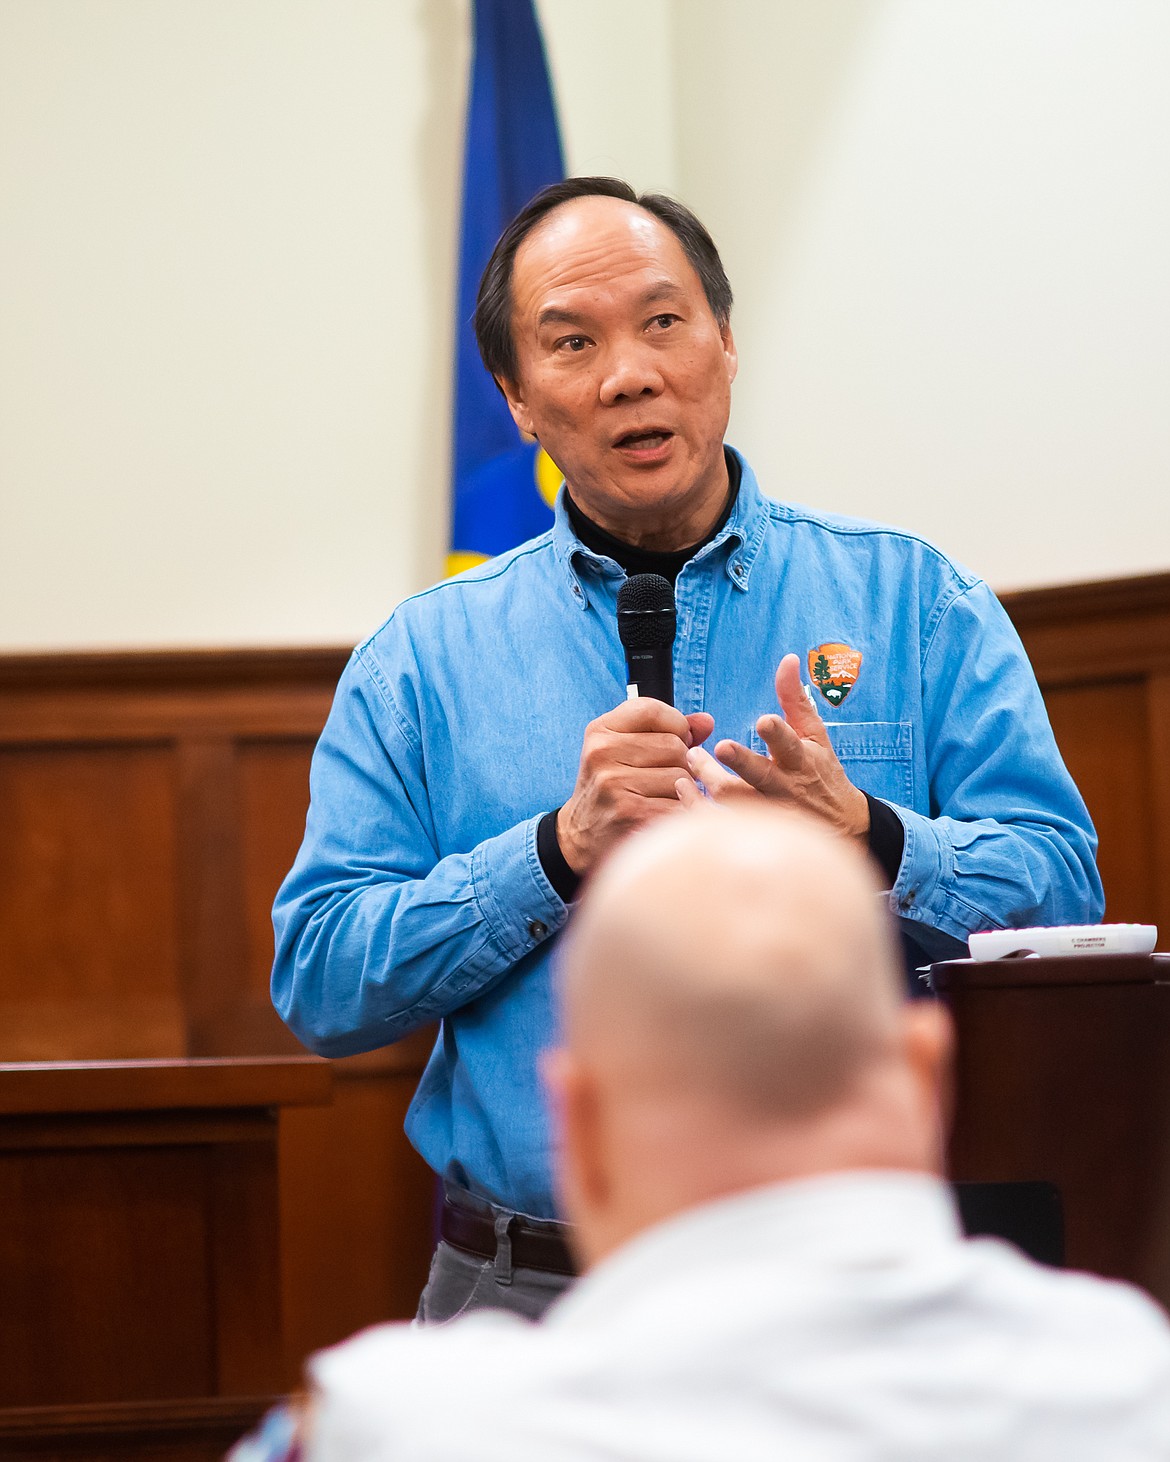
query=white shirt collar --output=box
[551,1170,961,1328]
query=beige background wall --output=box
[677,0,1170,591]
[0,0,1165,651]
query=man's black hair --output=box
[474,176,733,383]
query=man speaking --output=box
[271,177,1103,1321]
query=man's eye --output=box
[651,314,679,331]
[557,335,589,353]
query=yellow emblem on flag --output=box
[534,447,563,508]
[445,550,490,578]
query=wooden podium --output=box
[0,1056,330,1461]
[931,952,1170,1309]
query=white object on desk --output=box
[968,924,1158,961]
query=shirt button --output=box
[528,919,548,941]
[732,563,745,579]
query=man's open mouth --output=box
[615,430,673,450]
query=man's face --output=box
[498,196,738,549]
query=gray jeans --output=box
[416,1195,576,1323]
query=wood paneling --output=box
[938,955,1170,1308]
[1040,682,1155,923]
[1148,675,1170,937]
[0,1397,275,1462]
[278,1040,436,1369]
[2,1144,219,1406]
[0,648,433,1458]
[0,1059,329,1414]
[1002,573,1170,929]
[0,746,183,1060]
[235,738,320,1053]
[1,572,1166,1449]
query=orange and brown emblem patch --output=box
[808,643,862,706]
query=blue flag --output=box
[447,0,566,577]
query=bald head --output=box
[559,807,905,1120]
[547,808,950,1265]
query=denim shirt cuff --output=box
[888,805,950,929]
[891,806,1011,947]
[470,816,569,963]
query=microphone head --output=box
[617,573,677,652]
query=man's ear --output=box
[900,1000,954,1166]
[496,375,535,438]
[721,323,739,387]
[541,1046,608,1232]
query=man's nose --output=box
[598,342,664,405]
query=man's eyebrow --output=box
[536,306,585,329]
[535,280,689,332]
[638,279,687,306]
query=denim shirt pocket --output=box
[753,720,914,806]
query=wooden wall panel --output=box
[1040,681,1155,923]
[235,738,318,1055]
[0,1143,216,1406]
[278,1040,436,1381]
[1002,573,1170,933]
[1147,674,1170,937]
[0,1398,273,1462]
[0,1056,326,1458]
[0,745,183,1060]
[1,573,1167,1427]
[0,649,434,1413]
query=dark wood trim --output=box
[0,1394,279,1441]
[0,1058,331,1115]
[1001,572,1170,685]
[0,649,345,744]
[930,952,1170,991]
[0,1113,279,1152]
[0,647,349,691]
[0,570,1165,693]
[1000,571,1170,629]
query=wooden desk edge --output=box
[928,951,1170,992]
[0,1394,281,1441]
[0,1056,333,1115]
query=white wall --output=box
[0,0,675,650]
[674,0,1170,590]
[0,1,1166,651]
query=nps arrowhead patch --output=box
[809,643,862,706]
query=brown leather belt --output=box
[440,1195,578,1277]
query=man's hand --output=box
[676,654,869,842]
[558,700,715,876]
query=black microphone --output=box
[617,573,676,706]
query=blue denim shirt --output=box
[272,450,1102,1216]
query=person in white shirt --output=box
[298,807,1170,1461]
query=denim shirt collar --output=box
[551,445,770,609]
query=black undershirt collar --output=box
[564,446,742,584]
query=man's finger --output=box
[709,739,792,799]
[627,767,704,801]
[685,711,715,748]
[774,653,828,743]
[687,744,754,800]
[754,713,805,772]
[605,697,694,740]
[602,731,693,771]
[675,775,705,808]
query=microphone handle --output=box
[624,647,674,707]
